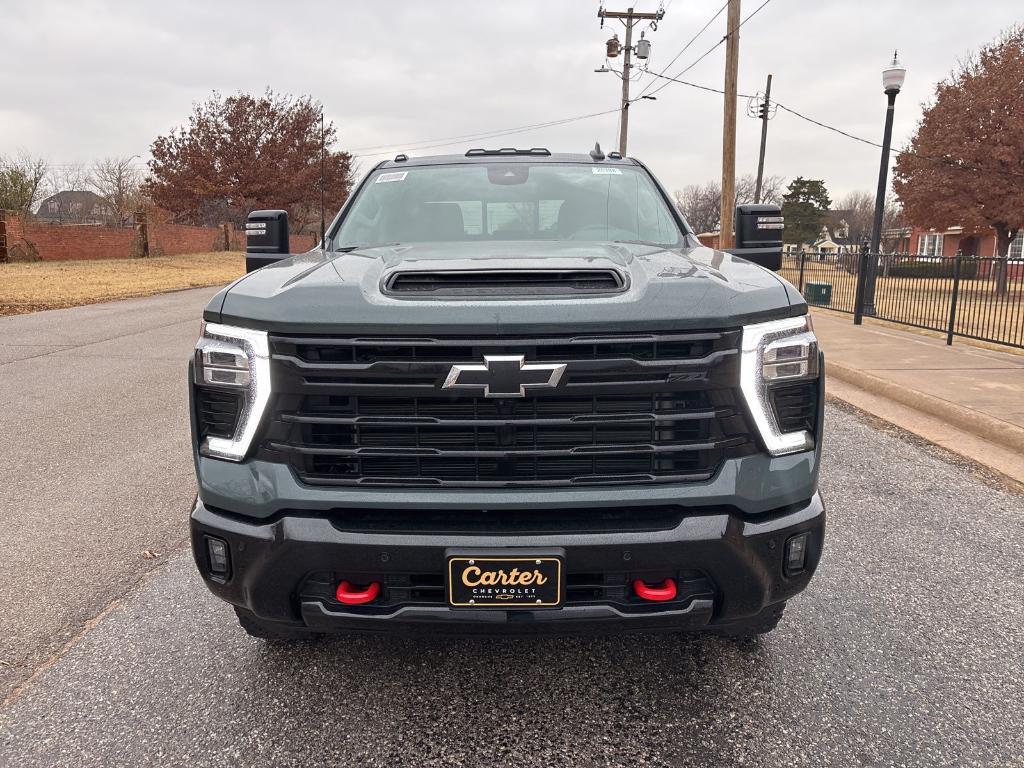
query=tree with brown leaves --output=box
[893,27,1024,293]
[144,90,354,234]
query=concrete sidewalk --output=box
[812,310,1024,484]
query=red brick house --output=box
[883,225,1024,259]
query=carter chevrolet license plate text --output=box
[447,556,562,607]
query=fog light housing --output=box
[205,536,231,577]
[784,532,810,575]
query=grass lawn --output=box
[0,252,245,316]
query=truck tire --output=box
[233,607,323,641]
[711,601,786,638]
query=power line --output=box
[351,107,622,159]
[43,107,624,171]
[636,69,1024,181]
[641,0,774,100]
[773,103,881,149]
[635,0,728,99]
[348,108,619,154]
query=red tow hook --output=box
[632,578,677,602]
[335,580,381,605]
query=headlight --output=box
[193,322,271,461]
[740,315,820,456]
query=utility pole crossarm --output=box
[598,10,664,20]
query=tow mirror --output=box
[727,204,784,271]
[245,210,290,273]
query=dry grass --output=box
[0,252,245,316]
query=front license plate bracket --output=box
[446,548,564,609]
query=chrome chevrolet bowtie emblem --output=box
[442,355,566,398]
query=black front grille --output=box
[770,381,818,434]
[196,388,242,439]
[260,331,756,488]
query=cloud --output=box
[1,0,1015,199]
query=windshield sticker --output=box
[592,167,622,175]
[375,171,408,184]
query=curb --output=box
[826,360,1024,455]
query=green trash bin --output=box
[803,281,833,306]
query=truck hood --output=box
[210,241,804,335]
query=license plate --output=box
[447,555,562,608]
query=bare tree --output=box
[675,182,721,234]
[736,174,784,206]
[835,190,904,247]
[42,166,94,223]
[91,156,143,226]
[0,152,49,213]
[675,174,785,234]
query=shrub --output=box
[883,258,979,279]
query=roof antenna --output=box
[590,142,606,161]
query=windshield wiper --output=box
[613,239,672,248]
[336,242,401,253]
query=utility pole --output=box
[719,0,741,249]
[319,109,326,248]
[753,73,772,204]
[619,18,634,156]
[597,5,664,156]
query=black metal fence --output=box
[780,250,1024,349]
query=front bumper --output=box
[191,493,825,635]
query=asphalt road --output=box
[0,288,220,699]
[2,292,1024,767]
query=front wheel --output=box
[233,607,323,641]
[710,601,787,638]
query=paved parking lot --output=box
[3,375,1023,766]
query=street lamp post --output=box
[862,52,906,317]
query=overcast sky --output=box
[2,1,1018,201]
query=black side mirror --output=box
[245,210,290,273]
[726,204,784,271]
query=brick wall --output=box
[0,211,320,263]
[697,232,720,249]
[148,222,224,256]
[290,233,319,252]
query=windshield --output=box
[331,162,684,250]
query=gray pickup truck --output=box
[189,147,824,639]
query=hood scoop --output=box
[384,268,627,297]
